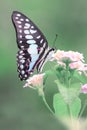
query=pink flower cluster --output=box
[53,50,87,72]
[23,73,45,88]
[81,84,87,94]
[53,50,84,62]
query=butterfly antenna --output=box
[52,34,58,49]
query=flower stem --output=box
[42,95,54,115]
[67,104,72,118]
[79,100,87,118]
[67,103,74,127]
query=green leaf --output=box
[53,93,68,117]
[55,80,81,104]
[53,93,81,118]
[70,97,81,117]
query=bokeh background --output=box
[0,0,87,130]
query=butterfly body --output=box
[12,11,55,80]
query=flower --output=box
[23,73,45,88]
[69,61,87,75]
[52,50,65,61]
[23,73,45,96]
[58,61,66,67]
[53,50,87,73]
[81,84,87,94]
[69,61,87,70]
[53,50,84,62]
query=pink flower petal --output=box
[53,50,84,62]
[23,73,45,88]
[81,84,87,94]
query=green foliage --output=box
[55,80,81,104]
[1,0,87,130]
[53,93,81,117]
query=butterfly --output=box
[11,11,55,80]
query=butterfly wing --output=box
[12,11,49,80]
[36,48,55,72]
[12,11,48,49]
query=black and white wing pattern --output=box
[12,11,55,80]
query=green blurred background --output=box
[0,0,87,130]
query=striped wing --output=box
[12,11,49,80]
